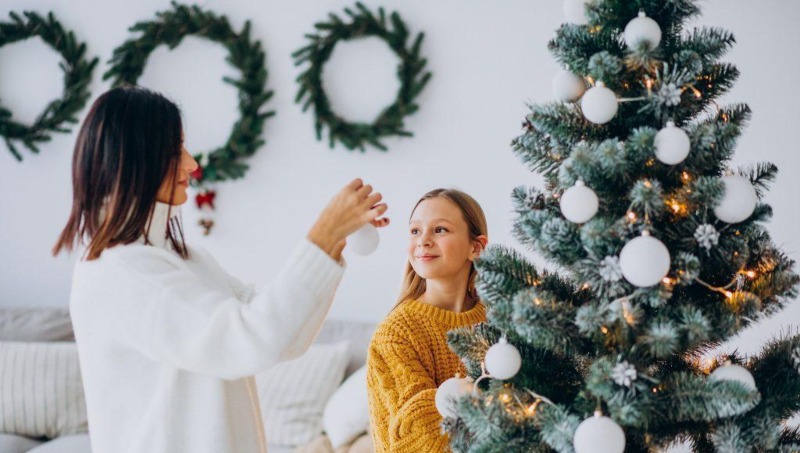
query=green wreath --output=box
[0,11,97,161]
[293,2,431,152]
[104,2,274,182]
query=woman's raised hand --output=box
[307,178,390,261]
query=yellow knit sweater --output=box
[367,299,486,453]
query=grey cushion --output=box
[0,433,43,453]
[26,434,91,453]
[0,308,74,342]
[314,319,375,378]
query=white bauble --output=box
[581,81,618,124]
[484,337,522,380]
[655,121,691,165]
[574,412,626,453]
[563,0,590,25]
[348,223,380,255]
[619,231,671,287]
[435,375,473,419]
[624,11,662,50]
[560,180,599,223]
[552,69,586,102]
[709,363,757,391]
[713,175,758,223]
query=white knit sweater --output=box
[69,203,344,453]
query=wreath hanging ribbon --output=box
[0,11,97,161]
[292,2,431,152]
[104,2,274,235]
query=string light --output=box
[627,211,637,222]
[600,326,609,334]
[681,171,691,182]
[745,271,756,278]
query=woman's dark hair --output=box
[53,86,188,260]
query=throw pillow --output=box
[0,342,88,438]
[322,365,369,448]
[257,341,349,446]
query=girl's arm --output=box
[367,337,449,452]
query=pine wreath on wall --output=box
[293,2,431,152]
[104,2,274,235]
[0,11,98,161]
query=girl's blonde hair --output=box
[395,188,488,306]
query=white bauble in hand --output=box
[619,231,671,287]
[624,11,662,50]
[348,223,380,256]
[552,69,586,102]
[581,81,618,124]
[713,175,757,223]
[655,121,691,165]
[484,337,522,380]
[563,0,590,25]
[560,180,599,223]
[574,412,626,453]
[435,375,473,419]
[709,363,757,391]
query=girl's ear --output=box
[469,235,488,261]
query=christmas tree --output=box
[438,1,800,452]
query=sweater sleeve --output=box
[367,337,449,452]
[100,239,343,380]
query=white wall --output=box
[1,0,798,347]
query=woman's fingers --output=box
[365,191,382,207]
[370,217,390,228]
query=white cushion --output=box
[0,433,43,453]
[322,365,369,449]
[0,342,88,438]
[26,434,91,453]
[257,341,349,447]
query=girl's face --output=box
[156,144,198,206]
[407,197,486,283]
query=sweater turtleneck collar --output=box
[139,202,180,250]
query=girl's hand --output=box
[307,178,389,260]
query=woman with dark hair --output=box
[53,86,389,453]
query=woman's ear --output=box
[469,235,488,261]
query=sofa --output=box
[0,307,377,453]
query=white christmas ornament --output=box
[435,375,474,419]
[485,337,522,380]
[655,121,691,165]
[348,223,380,255]
[624,11,662,50]
[563,0,590,25]
[552,69,586,102]
[619,231,671,287]
[574,412,626,453]
[560,180,599,223]
[713,175,758,223]
[581,81,618,124]
[709,363,757,391]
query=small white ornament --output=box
[552,69,586,102]
[581,81,618,124]
[694,224,720,250]
[713,175,758,223]
[659,83,682,107]
[619,231,671,287]
[574,411,626,453]
[655,121,691,165]
[563,0,590,25]
[560,180,599,223]
[435,375,474,419]
[348,223,380,255]
[624,11,662,50]
[611,361,638,388]
[599,256,623,282]
[485,337,522,380]
[709,363,756,391]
